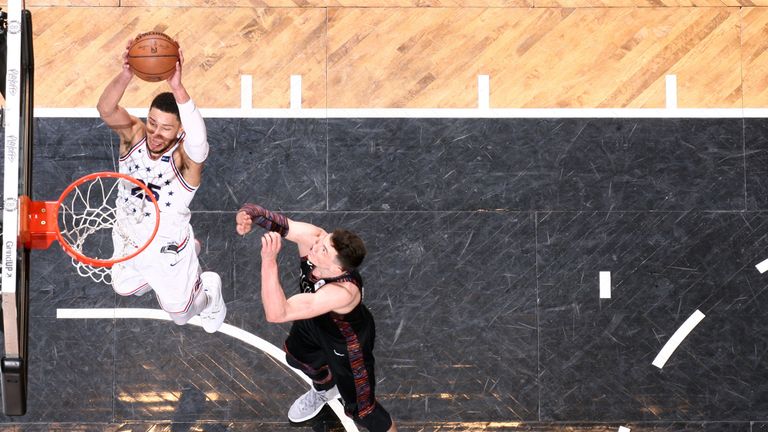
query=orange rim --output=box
[54,172,160,268]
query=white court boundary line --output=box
[34,72,765,118]
[56,308,359,432]
[34,107,761,119]
[652,309,705,369]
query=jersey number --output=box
[131,180,161,202]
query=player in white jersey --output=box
[95,40,226,333]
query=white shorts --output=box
[111,223,202,313]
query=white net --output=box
[57,174,158,285]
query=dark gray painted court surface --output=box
[0,117,766,431]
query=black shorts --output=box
[284,314,392,431]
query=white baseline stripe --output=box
[34,107,752,119]
[652,309,705,369]
[56,308,359,432]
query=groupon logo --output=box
[3,197,17,212]
[8,20,21,34]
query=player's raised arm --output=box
[167,48,208,188]
[167,48,190,104]
[96,40,143,154]
[236,203,326,256]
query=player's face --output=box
[309,233,342,271]
[146,108,181,157]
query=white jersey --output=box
[116,133,197,245]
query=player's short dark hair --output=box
[149,92,180,121]
[331,229,366,271]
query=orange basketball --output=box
[126,32,179,82]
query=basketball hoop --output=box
[23,172,160,284]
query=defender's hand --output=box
[261,232,282,260]
[236,210,253,236]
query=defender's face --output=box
[146,108,181,158]
[308,233,341,270]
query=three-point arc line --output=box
[652,309,706,369]
[598,272,705,370]
[56,308,359,432]
[755,257,768,274]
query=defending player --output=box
[236,203,396,431]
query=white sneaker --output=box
[199,272,226,333]
[288,385,340,423]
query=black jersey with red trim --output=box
[290,257,382,422]
[298,257,370,333]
